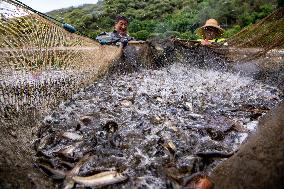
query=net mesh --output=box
[0,0,122,112]
[228,7,284,49]
[226,7,284,61]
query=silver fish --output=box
[57,142,82,158]
[38,164,65,180]
[61,132,83,141]
[72,171,128,187]
[67,154,91,176]
[63,178,75,189]
[63,154,92,189]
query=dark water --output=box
[35,63,282,188]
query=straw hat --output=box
[195,18,224,38]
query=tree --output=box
[47,0,278,40]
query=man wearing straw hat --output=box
[195,18,225,46]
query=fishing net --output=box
[222,7,284,91]
[227,7,284,50]
[0,0,123,112]
[0,2,125,187]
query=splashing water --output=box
[36,63,282,188]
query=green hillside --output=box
[48,0,278,40]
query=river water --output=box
[36,62,282,188]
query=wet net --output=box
[217,7,284,91]
[228,7,284,50]
[0,0,122,112]
[225,7,284,61]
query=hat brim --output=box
[195,25,224,38]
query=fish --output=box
[59,145,77,157]
[120,99,133,107]
[72,170,128,187]
[63,154,92,189]
[36,134,54,151]
[188,113,204,120]
[196,151,234,159]
[60,160,74,169]
[182,172,214,189]
[80,116,93,125]
[103,121,119,133]
[57,142,83,159]
[163,140,177,156]
[62,178,75,189]
[61,132,83,141]
[67,154,91,176]
[37,164,65,180]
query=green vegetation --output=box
[48,0,278,40]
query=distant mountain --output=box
[46,0,278,40]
